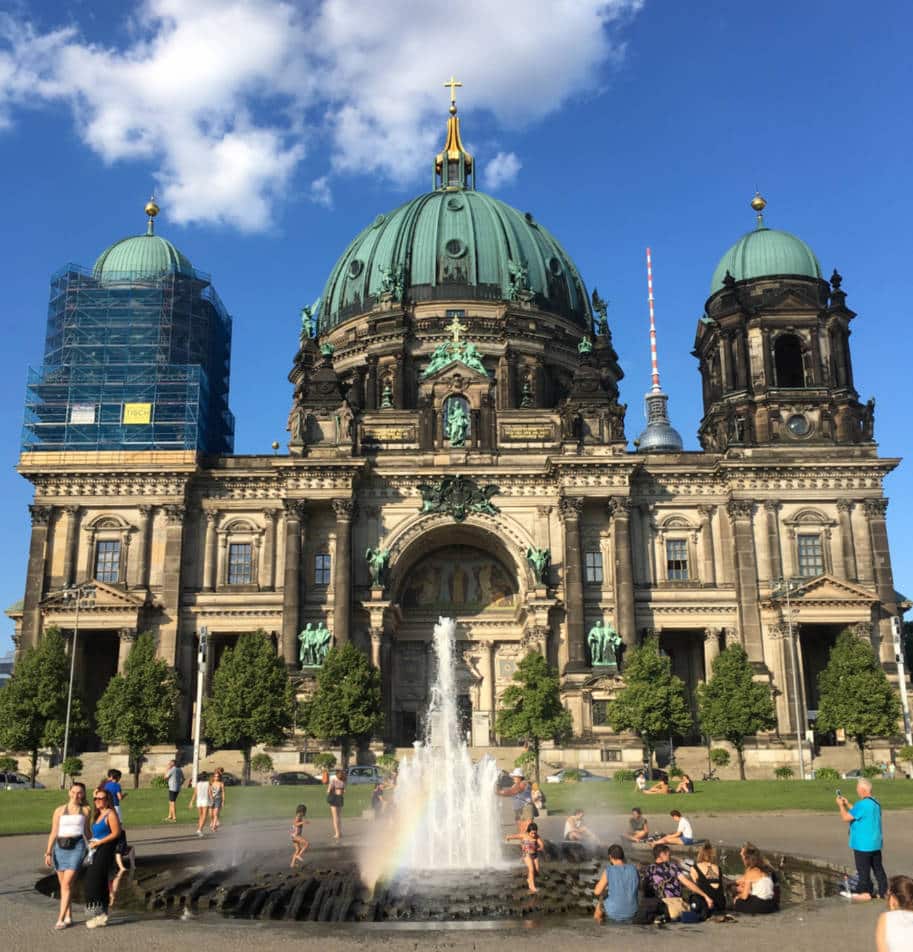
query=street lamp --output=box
[59,582,96,789]
[890,616,912,746]
[191,627,208,786]
[771,577,807,781]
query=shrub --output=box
[61,756,83,781]
[250,753,274,779]
[774,766,795,780]
[377,753,399,777]
[150,774,168,789]
[613,769,636,783]
[709,748,731,768]
[898,745,913,772]
[312,752,337,772]
[561,768,583,783]
[668,765,684,778]
[814,767,840,782]
[0,756,18,773]
[861,765,882,779]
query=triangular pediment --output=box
[785,574,878,604]
[421,358,490,382]
[40,580,149,610]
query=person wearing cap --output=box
[497,767,535,832]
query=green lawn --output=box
[4,779,913,836]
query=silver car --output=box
[0,772,45,789]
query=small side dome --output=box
[710,194,821,293]
[93,199,193,284]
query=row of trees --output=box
[0,626,902,785]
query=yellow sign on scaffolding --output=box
[123,402,152,424]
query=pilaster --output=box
[726,500,765,664]
[608,496,636,648]
[332,498,355,647]
[21,504,52,652]
[558,495,585,670]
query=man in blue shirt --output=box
[837,778,887,900]
[593,843,640,922]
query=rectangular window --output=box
[314,553,332,586]
[797,534,824,578]
[584,551,603,584]
[227,542,253,585]
[445,309,466,318]
[94,540,121,584]
[592,700,609,727]
[600,747,622,762]
[666,538,689,580]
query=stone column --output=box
[21,505,52,653]
[365,355,378,411]
[217,529,228,587]
[332,498,355,647]
[852,498,874,583]
[697,505,717,585]
[370,627,383,669]
[609,497,636,648]
[60,506,80,588]
[727,500,765,663]
[837,499,858,581]
[558,496,585,669]
[864,498,899,664]
[133,506,152,590]
[762,499,782,583]
[280,501,304,668]
[260,509,277,590]
[83,525,97,581]
[117,628,137,674]
[479,641,495,712]
[158,505,186,667]
[203,511,218,591]
[703,628,721,680]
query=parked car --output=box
[0,772,45,789]
[346,765,385,785]
[270,771,321,786]
[544,768,610,784]
[218,771,256,786]
[841,767,887,780]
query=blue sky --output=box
[1,0,911,654]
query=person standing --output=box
[593,843,640,923]
[102,769,126,819]
[44,782,90,930]
[84,787,122,929]
[876,875,913,952]
[209,768,225,833]
[496,768,534,833]
[190,770,212,838]
[837,778,888,901]
[164,760,183,822]
[327,768,346,840]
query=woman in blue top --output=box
[83,787,121,929]
[593,844,640,923]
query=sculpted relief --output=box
[401,545,518,614]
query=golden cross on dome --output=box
[443,75,463,112]
[446,313,467,343]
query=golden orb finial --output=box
[751,191,766,227]
[144,194,160,235]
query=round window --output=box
[786,413,811,436]
[446,197,464,211]
[348,259,364,279]
[444,239,467,258]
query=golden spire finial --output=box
[446,312,467,343]
[145,193,160,235]
[443,75,462,115]
[751,190,766,227]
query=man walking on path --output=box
[837,778,888,901]
[165,760,184,822]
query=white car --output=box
[544,768,610,784]
[0,772,45,789]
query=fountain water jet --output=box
[362,617,503,882]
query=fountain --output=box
[358,617,503,884]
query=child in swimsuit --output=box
[506,821,544,893]
[290,804,310,867]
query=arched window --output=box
[774,334,805,388]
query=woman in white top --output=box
[876,875,913,952]
[732,846,777,914]
[44,782,91,929]
[188,771,213,837]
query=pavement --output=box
[1,805,909,951]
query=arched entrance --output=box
[386,522,531,748]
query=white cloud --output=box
[0,1,643,230]
[482,151,522,191]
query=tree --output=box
[697,644,776,780]
[205,632,296,783]
[306,643,383,766]
[607,637,692,776]
[495,652,572,782]
[95,633,180,788]
[816,629,901,768]
[250,752,274,783]
[0,627,85,785]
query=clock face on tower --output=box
[786,413,811,437]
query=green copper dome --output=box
[93,202,193,284]
[318,189,592,332]
[710,226,821,293]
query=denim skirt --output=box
[53,839,87,871]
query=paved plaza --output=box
[1,807,907,951]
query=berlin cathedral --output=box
[8,86,903,771]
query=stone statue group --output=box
[298,622,332,668]
[587,619,622,667]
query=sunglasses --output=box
[93,796,106,801]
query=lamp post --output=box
[771,578,807,780]
[59,582,96,789]
[191,627,208,786]
[890,616,912,746]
